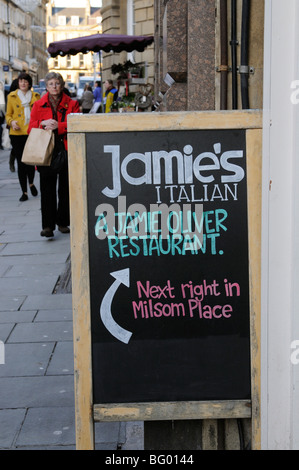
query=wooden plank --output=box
[68,110,262,133]
[246,128,262,450]
[68,133,94,450]
[93,400,251,422]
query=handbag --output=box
[49,105,68,172]
[21,128,55,166]
[50,136,67,172]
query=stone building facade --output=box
[100,0,263,113]
[46,0,102,85]
[0,0,48,85]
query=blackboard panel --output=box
[85,129,250,405]
[92,337,250,403]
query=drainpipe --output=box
[240,0,250,109]
[230,0,238,109]
[220,0,228,110]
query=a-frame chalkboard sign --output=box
[67,110,262,450]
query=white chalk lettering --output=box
[102,143,244,198]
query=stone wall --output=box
[155,0,264,111]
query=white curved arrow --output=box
[100,268,132,344]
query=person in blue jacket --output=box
[93,81,102,113]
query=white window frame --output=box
[71,15,79,26]
[58,15,66,26]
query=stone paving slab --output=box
[34,309,72,322]
[0,253,70,266]
[122,422,145,450]
[46,341,74,376]
[0,224,25,231]
[0,376,74,408]
[21,294,72,311]
[0,409,27,449]
[0,179,18,188]
[16,407,76,448]
[0,410,128,450]
[0,217,40,227]
[0,211,41,221]
[0,203,41,213]
[0,311,37,324]
[7,321,73,343]
[0,342,55,377]
[0,296,26,312]
[15,407,124,450]
[4,263,66,278]
[0,240,70,256]
[0,323,15,343]
[0,208,32,215]
[0,265,10,277]
[0,276,59,296]
[0,230,50,244]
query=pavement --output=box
[0,147,144,450]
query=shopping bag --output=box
[1,124,11,150]
[21,128,55,166]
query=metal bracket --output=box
[237,65,255,75]
[216,65,232,73]
[216,65,255,75]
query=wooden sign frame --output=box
[67,110,262,450]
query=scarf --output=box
[17,89,32,125]
[48,93,62,120]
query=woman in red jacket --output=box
[28,72,80,238]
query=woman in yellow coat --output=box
[103,79,118,113]
[6,72,40,201]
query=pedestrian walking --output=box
[28,72,80,238]
[0,81,5,150]
[103,79,118,113]
[81,84,94,113]
[5,73,40,200]
[92,80,102,113]
[7,79,19,172]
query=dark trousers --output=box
[38,162,70,230]
[10,135,35,194]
